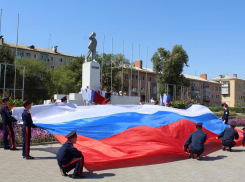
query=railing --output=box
[191,85,200,91]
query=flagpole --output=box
[111,37,113,95]
[130,42,133,96]
[14,14,19,99]
[101,35,105,88]
[145,46,148,102]
[121,41,124,94]
[0,9,2,36]
[138,44,140,96]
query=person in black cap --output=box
[200,102,205,106]
[61,96,67,103]
[57,130,85,179]
[22,99,38,159]
[217,120,239,151]
[184,122,207,160]
[222,103,229,124]
[1,96,19,150]
[185,100,192,109]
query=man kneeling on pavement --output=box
[184,122,207,160]
[57,130,85,178]
[216,120,239,151]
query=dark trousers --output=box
[3,124,15,149]
[222,141,236,148]
[22,126,31,157]
[190,146,204,156]
[59,156,84,175]
[242,133,245,146]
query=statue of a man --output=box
[85,32,97,62]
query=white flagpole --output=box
[111,38,113,94]
[145,46,148,102]
[14,14,19,99]
[101,35,105,88]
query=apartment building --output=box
[210,74,245,107]
[125,60,222,106]
[183,74,222,106]
[0,37,77,70]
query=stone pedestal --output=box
[82,61,100,91]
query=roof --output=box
[210,74,245,82]
[4,42,77,58]
[183,74,222,84]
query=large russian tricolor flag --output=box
[12,104,243,169]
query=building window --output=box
[200,84,202,89]
[141,76,145,81]
[141,88,145,93]
[66,58,72,62]
[125,74,129,80]
[132,87,138,93]
[239,96,240,99]
[132,75,138,81]
[51,57,55,61]
[26,53,31,58]
[224,95,227,98]
[51,66,55,70]
[34,54,38,59]
[149,88,152,94]
[148,77,152,82]
[219,87,221,91]
[212,95,214,98]
[59,58,63,62]
[212,86,214,90]
[41,55,48,61]
[215,86,218,90]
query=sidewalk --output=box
[0,141,245,182]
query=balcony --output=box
[191,85,200,91]
[222,84,228,88]
[222,90,229,94]
[203,96,210,102]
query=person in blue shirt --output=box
[22,99,37,159]
[222,103,229,124]
[185,100,192,110]
[1,96,19,150]
[57,130,85,179]
[217,120,239,151]
[184,122,207,160]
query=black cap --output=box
[61,96,67,102]
[195,122,203,126]
[23,99,31,107]
[65,130,77,139]
[229,121,237,126]
[2,96,9,102]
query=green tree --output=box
[16,58,49,103]
[0,44,17,95]
[151,45,190,96]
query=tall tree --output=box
[0,44,17,93]
[16,58,49,103]
[151,45,190,96]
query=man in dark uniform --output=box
[217,120,239,151]
[1,96,19,150]
[242,127,245,146]
[22,99,37,159]
[184,122,207,160]
[57,130,85,178]
[61,96,67,103]
[222,103,229,124]
[185,100,192,109]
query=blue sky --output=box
[1,0,245,79]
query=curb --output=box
[0,141,60,148]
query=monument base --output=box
[82,61,100,91]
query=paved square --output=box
[0,140,245,182]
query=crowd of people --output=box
[1,96,244,178]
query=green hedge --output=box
[209,107,245,113]
[170,98,200,109]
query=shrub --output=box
[170,98,199,109]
